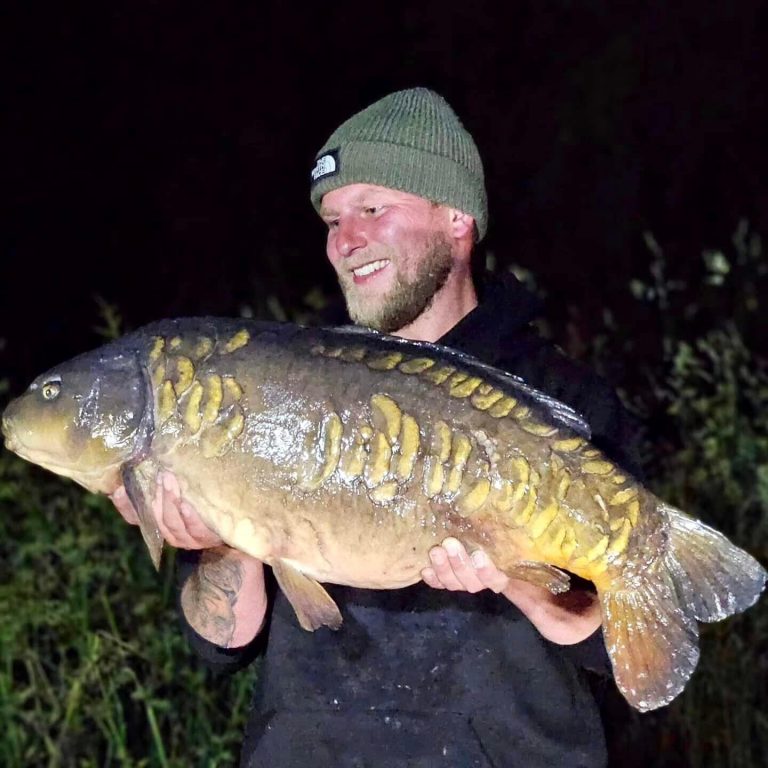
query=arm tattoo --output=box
[180,547,244,647]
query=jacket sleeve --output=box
[176,549,269,675]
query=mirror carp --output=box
[2,317,765,711]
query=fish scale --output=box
[146,330,250,458]
[292,355,646,587]
[311,341,641,582]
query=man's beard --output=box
[341,234,454,334]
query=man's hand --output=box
[109,470,268,647]
[422,537,510,593]
[421,537,602,645]
[109,471,223,549]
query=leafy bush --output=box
[655,328,768,768]
[589,223,768,768]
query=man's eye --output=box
[364,206,380,215]
[326,220,339,230]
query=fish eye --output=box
[41,380,61,401]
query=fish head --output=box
[2,346,150,494]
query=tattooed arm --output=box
[111,471,269,648]
[180,546,268,647]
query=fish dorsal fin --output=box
[315,326,592,439]
[123,318,590,438]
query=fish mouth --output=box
[2,409,36,460]
[3,431,122,491]
[1,413,18,452]
[0,415,72,473]
[5,438,62,470]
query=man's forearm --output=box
[502,579,601,645]
[180,546,268,648]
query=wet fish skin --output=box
[1,348,150,493]
[2,317,766,712]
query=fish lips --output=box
[1,387,86,467]
[1,397,58,464]
[1,400,22,453]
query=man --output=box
[114,88,640,766]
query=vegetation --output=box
[1,223,765,766]
[0,458,258,767]
[588,221,768,768]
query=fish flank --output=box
[172,356,195,396]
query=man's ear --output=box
[447,208,476,240]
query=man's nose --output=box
[335,219,367,258]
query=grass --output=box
[0,453,258,767]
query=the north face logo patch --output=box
[311,149,340,183]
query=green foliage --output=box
[658,327,768,533]
[649,328,768,768]
[0,447,257,767]
[92,296,124,342]
[590,223,768,768]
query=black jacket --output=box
[182,275,642,768]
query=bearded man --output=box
[113,88,641,767]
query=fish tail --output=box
[660,503,766,622]
[600,503,766,711]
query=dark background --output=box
[2,4,767,765]
[3,1,766,382]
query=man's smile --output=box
[351,258,391,283]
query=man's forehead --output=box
[320,184,427,214]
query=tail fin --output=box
[662,503,766,621]
[600,504,766,711]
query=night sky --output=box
[3,1,767,389]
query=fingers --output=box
[154,471,223,549]
[110,473,222,549]
[421,538,510,594]
[110,486,139,525]
[467,549,511,593]
[153,471,188,547]
[433,538,486,592]
[178,500,224,547]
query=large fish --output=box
[2,318,765,710]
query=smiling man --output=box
[319,184,475,342]
[114,88,641,767]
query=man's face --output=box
[319,184,456,333]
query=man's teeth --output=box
[353,260,389,277]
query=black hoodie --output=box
[182,274,643,768]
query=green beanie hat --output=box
[310,88,488,240]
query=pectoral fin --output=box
[505,561,571,594]
[121,462,164,571]
[272,560,343,631]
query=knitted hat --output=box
[310,88,488,240]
